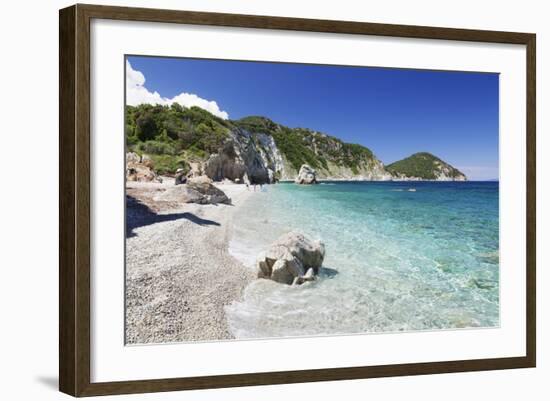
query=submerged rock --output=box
[294,164,318,185]
[257,231,325,285]
[293,268,316,285]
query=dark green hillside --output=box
[125,104,232,174]
[386,152,465,180]
[234,116,375,173]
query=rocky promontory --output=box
[387,152,467,181]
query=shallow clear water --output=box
[226,181,499,339]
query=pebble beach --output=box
[125,180,256,344]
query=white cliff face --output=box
[360,159,393,181]
[203,128,286,184]
[391,174,467,181]
[433,161,467,181]
[391,172,467,181]
[255,133,285,182]
[279,158,298,181]
[273,148,394,181]
[293,158,392,181]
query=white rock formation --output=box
[294,164,318,184]
[257,231,325,285]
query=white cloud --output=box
[125,60,229,119]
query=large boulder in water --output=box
[257,231,325,285]
[294,164,318,185]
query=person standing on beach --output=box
[243,173,251,191]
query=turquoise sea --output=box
[226,181,499,339]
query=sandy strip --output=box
[125,180,257,344]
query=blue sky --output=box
[127,56,499,180]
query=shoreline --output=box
[277,179,481,183]
[125,179,257,344]
[223,181,500,338]
[125,178,499,343]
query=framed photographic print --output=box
[59,4,536,397]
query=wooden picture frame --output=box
[59,3,536,397]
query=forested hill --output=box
[233,116,390,180]
[386,152,466,181]
[125,104,465,183]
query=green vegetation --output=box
[233,117,375,173]
[271,128,323,171]
[340,143,374,174]
[126,105,377,176]
[125,104,231,174]
[386,152,465,179]
[136,140,177,155]
[234,116,279,133]
[148,154,191,176]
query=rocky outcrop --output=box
[199,131,399,182]
[203,129,283,185]
[154,177,231,205]
[154,185,205,204]
[204,141,247,183]
[294,164,318,184]
[257,231,325,285]
[126,152,162,183]
[187,177,231,204]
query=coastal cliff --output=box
[125,104,466,183]
[234,116,392,181]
